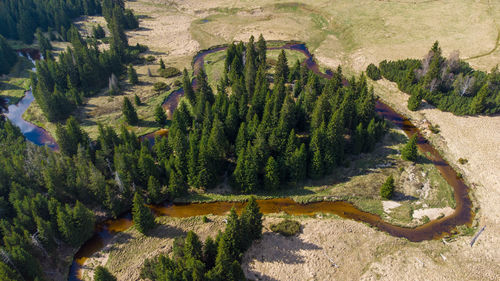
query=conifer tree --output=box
[159,58,165,70]
[401,135,418,161]
[203,236,217,269]
[264,156,280,190]
[147,176,162,204]
[240,196,263,245]
[221,208,241,260]
[353,123,365,155]
[128,64,138,85]
[257,34,267,67]
[470,84,488,114]
[154,104,167,126]
[134,94,141,106]
[380,175,395,199]
[122,97,139,125]
[184,231,203,260]
[275,50,289,83]
[132,192,156,234]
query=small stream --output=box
[1,43,472,281]
[2,51,58,149]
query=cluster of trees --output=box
[164,35,386,193]
[0,117,97,280]
[0,0,102,44]
[379,41,500,115]
[366,63,381,80]
[0,35,388,279]
[140,197,263,281]
[32,1,141,121]
[0,35,17,75]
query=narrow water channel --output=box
[2,43,471,281]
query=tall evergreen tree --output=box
[128,64,138,85]
[154,104,167,126]
[132,192,156,234]
[275,50,289,83]
[122,97,139,125]
[264,156,280,190]
[401,134,418,162]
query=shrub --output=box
[458,158,468,165]
[429,123,440,134]
[380,175,395,199]
[173,80,182,88]
[145,55,156,62]
[366,63,381,80]
[153,82,169,92]
[270,219,301,236]
[159,67,182,78]
[202,216,209,223]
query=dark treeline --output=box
[32,0,143,121]
[0,35,17,75]
[0,0,102,44]
[377,41,500,115]
[141,198,263,281]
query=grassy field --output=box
[124,0,500,72]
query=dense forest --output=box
[0,0,101,44]
[32,0,141,121]
[140,198,263,281]
[0,35,17,75]
[375,42,500,115]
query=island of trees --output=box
[371,41,500,115]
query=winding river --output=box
[1,43,472,281]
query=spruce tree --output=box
[380,175,395,199]
[147,175,162,204]
[470,84,488,115]
[184,231,203,260]
[159,58,165,70]
[134,94,141,106]
[128,64,138,85]
[132,192,156,234]
[257,34,267,67]
[264,156,280,190]
[154,104,167,126]
[401,135,418,162]
[183,69,196,105]
[203,236,217,269]
[122,97,139,125]
[240,196,263,244]
[407,89,423,111]
[275,49,289,83]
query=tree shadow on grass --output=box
[246,232,321,265]
[392,191,418,202]
[146,223,187,239]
